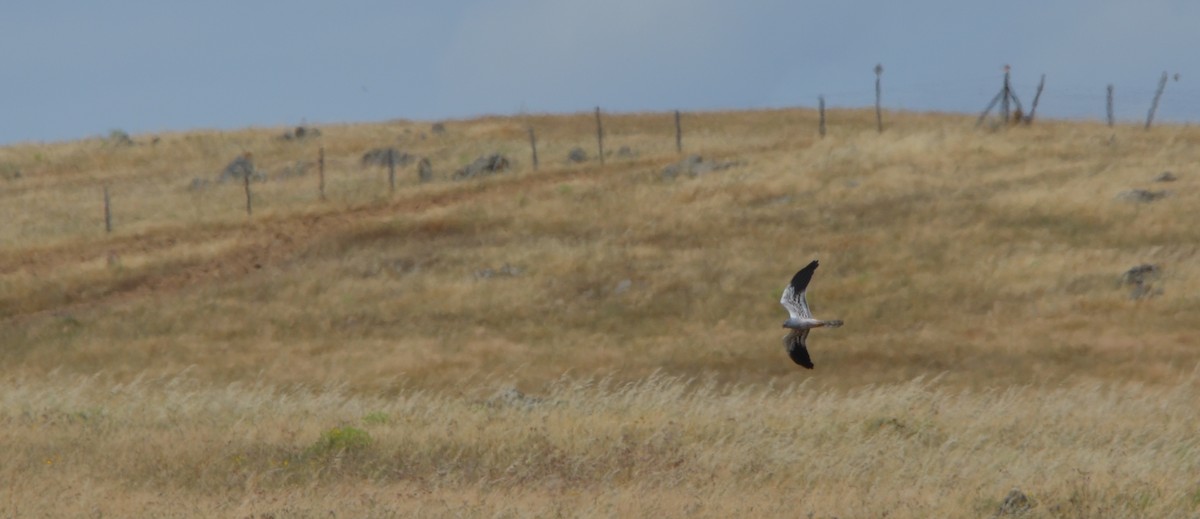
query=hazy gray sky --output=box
[2,1,1197,144]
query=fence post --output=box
[1026,74,1045,124]
[976,90,1003,127]
[318,147,326,201]
[387,149,396,192]
[1107,84,1115,127]
[874,64,883,133]
[594,106,605,166]
[528,127,539,171]
[977,66,1023,128]
[418,157,433,183]
[818,95,827,138]
[674,110,682,153]
[1145,71,1169,130]
[103,185,112,233]
[244,169,253,216]
[1000,66,1011,123]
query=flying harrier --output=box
[780,260,843,369]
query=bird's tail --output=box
[823,320,844,328]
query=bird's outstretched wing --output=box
[780,260,819,320]
[784,329,814,369]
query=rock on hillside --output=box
[454,153,511,180]
[361,148,414,168]
[661,154,742,180]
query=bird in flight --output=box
[779,260,843,369]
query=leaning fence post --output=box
[1026,74,1045,124]
[818,95,827,138]
[594,106,605,166]
[103,185,112,233]
[976,90,1003,127]
[528,127,539,171]
[977,66,1022,128]
[318,147,326,201]
[874,64,884,133]
[674,110,683,153]
[1145,71,1169,130]
[1107,84,1115,127]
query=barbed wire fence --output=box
[8,65,1198,236]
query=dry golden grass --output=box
[2,108,1199,516]
[3,372,1199,517]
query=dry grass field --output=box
[1,109,1198,517]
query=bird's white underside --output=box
[780,285,814,321]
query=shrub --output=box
[362,411,390,425]
[308,426,372,457]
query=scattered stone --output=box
[219,153,266,183]
[1116,189,1169,203]
[474,263,522,280]
[431,122,447,135]
[279,125,321,141]
[661,154,742,180]
[417,157,433,183]
[486,387,542,409]
[614,279,633,294]
[567,147,588,163]
[361,148,414,168]
[385,257,427,277]
[187,177,211,191]
[1122,263,1162,300]
[105,129,134,147]
[764,195,793,206]
[1154,171,1177,182]
[1123,264,1158,284]
[993,488,1032,517]
[454,153,511,180]
[616,146,636,158]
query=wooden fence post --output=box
[818,95,827,138]
[387,149,396,193]
[976,91,1003,127]
[976,65,1023,128]
[1107,84,1115,127]
[874,64,884,133]
[674,110,682,153]
[528,127,539,171]
[318,147,326,201]
[1145,71,1169,130]
[1026,74,1045,124]
[1000,66,1011,123]
[244,170,253,216]
[418,157,432,183]
[103,185,112,233]
[595,106,605,166]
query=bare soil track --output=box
[0,158,664,323]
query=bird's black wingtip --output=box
[788,260,821,293]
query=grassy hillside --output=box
[1,109,1198,517]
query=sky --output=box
[2,0,1198,145]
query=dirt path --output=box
[0,158,663,322]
